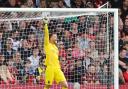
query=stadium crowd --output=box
[0,12,114,87]
[0,0,124,88]
[0,0,107,8]
[110,0,128,85]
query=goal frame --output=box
[0,8,118,89]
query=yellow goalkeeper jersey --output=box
[43,24,60,68]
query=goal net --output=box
[0,9,118,89]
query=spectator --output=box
[11,30,21,51]
[82,64,99,84]
[34,21,44,51]
[35,58,45,84]
[27,33,38,49]
[119,48,128,83]
[3,38,15,60]
[26,0,35,7]
[18,21,27,38]
[58,41,66,58]
[40,0,46,8]
[4,0,20,7]
[89,41,98,61]
[58,0,67,8]
[124,15,128,30]
[19,0,35,7]
[94,60,101,73]
[93,17,100,33]
[62,30,72,49]
[83,48,94,69]
[119,17,124,33]
[66,47,73,60]
[56,23,65,40]
[19,21,27,30]
[78,16,86,32]
[27,47,41,83]
[77,32,90,50]
[60,57,68,74]
[100,23,106,35]
[94,0,106,8]
[33,0,41,7]
[119,31,124,50]
[98,52,108,67]
[119,68,125,84]
[71,22,79,36]
[95,32,106,53]
[87,27,96,40]
[72,42,83,59]
[66,60,75,83]
[18,39,32,62]
[86,1,94,8]
[121,0,128,19]
[19,22,33,40]
[1,22,12,41]
[70,59,85,89]
[0,53,15,84]
[49,2,59,8]
[123,43,128,54]
[72,0,84,8]
[12,52,25,83]
[119,8,122,17]
[72,59,85,84]
[98,64,114,85]
[122,32,128,43]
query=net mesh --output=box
[0,11,114,89]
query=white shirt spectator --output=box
[27,55,40,74]
[7,37,21,51]
[12,40,21,51]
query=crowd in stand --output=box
[111,0,128,85]
[0,12,114,86]
[0,0,122,87]
[0,0,107,8]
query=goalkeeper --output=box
[42,18,68,89]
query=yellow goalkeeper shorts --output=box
[45,66,66,85]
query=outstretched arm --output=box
[43,18,49,46]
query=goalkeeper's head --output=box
[49,32,57,45]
